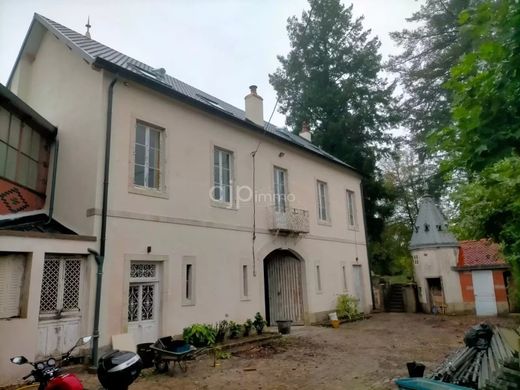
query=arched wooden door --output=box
[265,251,304,325]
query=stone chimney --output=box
[244,85,264,127]
[300,121,312,142]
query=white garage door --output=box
[472,270,497,316]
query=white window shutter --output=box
[0,254,25,318]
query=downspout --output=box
[46,138,59,223]
[90,76,118,368]
[359,180,376,311]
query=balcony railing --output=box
[268,206,310,234]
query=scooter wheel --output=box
[154,359,169,373]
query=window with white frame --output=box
[128,262,159,323]
[213,147,233,203]
[40,255,83,316]
[0,253,27,319]
[241,264,249,299]
[273,167,288,212]
[134,121,162,190]
[182,256,196,305]
[346,190,357,228]
[317,181,329,222]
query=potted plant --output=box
[214,320,229,343]
[243,319,253,336]
[229,321,242,339]
[276,319,293,334]
[253,312,267,335]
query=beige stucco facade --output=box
[0,233,95,386]
[411,246,466,313]
[2,25,372,384]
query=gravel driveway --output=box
[78,312,519,389]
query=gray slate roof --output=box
[14,13,355,172]
[409,196,458,250]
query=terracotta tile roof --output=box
[458,239,506,267]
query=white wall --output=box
[9,30,105,236]
[412,246,463,312]
[0,234,95,386]
[8,29,373,359]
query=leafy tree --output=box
[370,221,413,277]
[433,0,520,306]
[452,156,520,307]
[432,0,520,175]
[382,140,445,228]
[388,0,478,155]
[269,0,397,246]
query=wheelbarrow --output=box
[150,336,206,375]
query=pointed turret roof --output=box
[409,196,458,250]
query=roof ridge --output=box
[23,13,357,172]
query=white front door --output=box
[353,265,365,312]
[472,270,497,316]
[127,263,160,344]
[38,255,84,358]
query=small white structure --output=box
[410,197,510,315]
[410,196,463,313]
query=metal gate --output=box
[265,252,304,325]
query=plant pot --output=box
[330,320,340,328]
[276,320,292,335]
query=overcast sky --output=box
[0,0,422,128]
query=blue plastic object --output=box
[395,378,473,390]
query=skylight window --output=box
[131,64,166,82]
[197,94,222,108]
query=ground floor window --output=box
[0,253,27,318]
[40,255,83,316]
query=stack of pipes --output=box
[430,324,519,389]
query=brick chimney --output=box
[300,121,312,142]
[244,85,264,127]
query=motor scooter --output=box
[10,336,142,390]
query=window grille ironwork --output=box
[128,285,139,322]
[141,285,154,320]
[40,255,83,314]
[130,263,156,279]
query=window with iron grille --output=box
[128,262,159,323]
[40,255,83,315]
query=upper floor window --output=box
[134,122,162,190]
[213,147,233,203]
[317,180,329,222]
[273,167,288,212]
[346,190,357,228]
[0,107,46,192]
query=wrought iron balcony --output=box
[268,206,310,234]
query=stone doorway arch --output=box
[263,249,305,326]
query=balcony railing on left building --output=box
[268,206,310,234]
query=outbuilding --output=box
[410,196,510,315]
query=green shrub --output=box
[183,323,216,347]
[336,294,359,320]
[229,321,242,339]
[214,320,229,343]
[253,312,266,334]
[243,319,253,336]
